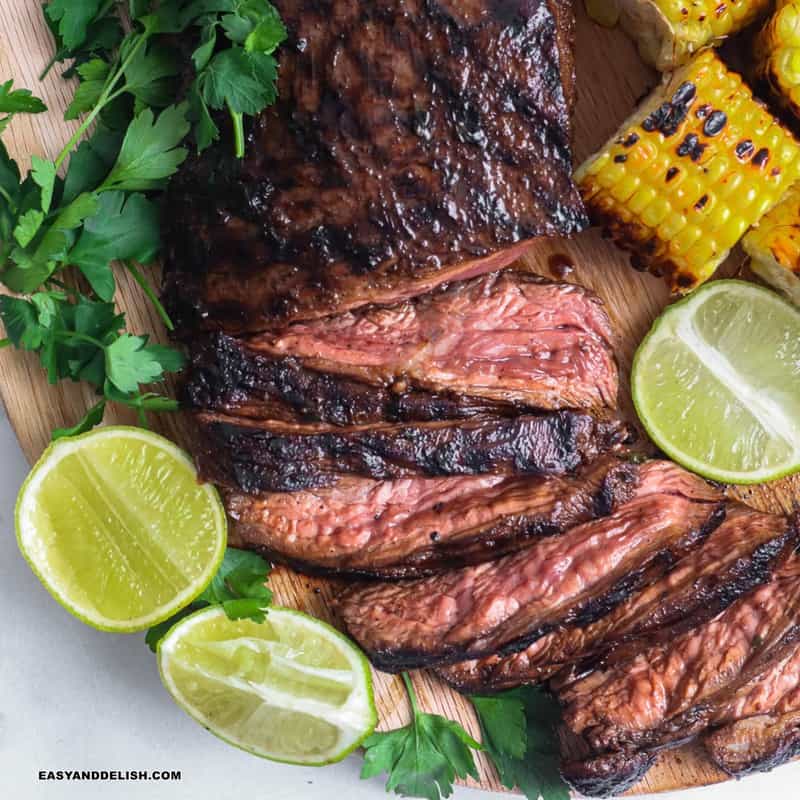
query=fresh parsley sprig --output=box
[362,673,482,800]
[471,688,570,800]
[145,547,273,651]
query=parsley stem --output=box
[54,330,105,349]
[124,260,175,331]
[0,338,10,349]
[401,672,420,717]
[54,31,150,171]
[228,104,245,159]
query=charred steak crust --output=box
[192,411,631,493]
[560,751,655,799]
[162,0,586,335]
[226,458,638,579]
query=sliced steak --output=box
[226,457,636,578]
[186,333,513,425]
[193,411,631,494]
[438,506,790,694]
[186,273,619,418]
[560,553,800,758]
[337,461,724,671]
[162,0,586,336]
[705,710,800,777]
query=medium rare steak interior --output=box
[186,271,619,419]
[438,505,794,694]
[162,0,587,335]
[337,461,725,671]
[225,456,634,578]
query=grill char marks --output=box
[225,457,636,578]
[438,506,791,694]
[559,544,800,797]
[187,271,620,417]
[337,461,725,671]
[192,411,632,494]
[162,0,586,336]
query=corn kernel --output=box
[575,51,800,293]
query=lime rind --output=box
[632,280,800,485]
[15,426,227,632]
[157,606,378,766]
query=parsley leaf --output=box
[45,0,106,51]
[105,333,180,393]
[362,673,481,800]
[69,191,160,300]
[101,104,190,191]
[145,548,273,651]
[52,398,107,440]
[471,688,570,800]
[0,79,47,132]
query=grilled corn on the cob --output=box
[743,186,800,305]
[586,0,772,71]
[756,0,800,119]
[576,51,800,293]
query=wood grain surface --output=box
[2,2,799,795]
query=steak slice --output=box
[438,505,790,694]
[337,461,724,671]
[162,0,586,335]
[705,710,800,778]
[560,552,800,758]
[226,457,636,578]
[186,334,513,426]
[186,272,619,418]
[193,411,631,494]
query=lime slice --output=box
[632,280,800,484]
[157,606,377,765]
[16,426,226,632]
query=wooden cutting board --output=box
[2,2,799,795]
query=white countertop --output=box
[2,408,799,800]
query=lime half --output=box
[157,606,377,765]
[632,280,800,484]
[16,426,226,632]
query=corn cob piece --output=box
[743,185,800,305]
[576,51,800,293]
[756,0,800,120]
[586,0,772,71]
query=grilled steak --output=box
[186,272,619,418]
[186,334,514,425]
[438,505,790,694]
[705,710,800,777]
[337,461,724,671]
[559,550,800,797]
[193,411,631,494]
[162,0,586,335]
[226,457,636,578]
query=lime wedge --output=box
[632,280,800,484]
[157,606,377,765]
[16,426,226,632]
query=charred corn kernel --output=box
[756,1,800,120]
[743,186,800,305]
[576,51,800,293]
[586,0,772,71]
